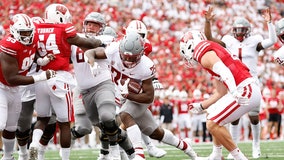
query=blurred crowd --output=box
[0,0,284,147]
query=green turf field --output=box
[10,140,284,159]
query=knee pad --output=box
[100,119,119,136]
[75,125,92,135]
[16,129,31,143]
[41,123,56,144]
[71,126,86,139]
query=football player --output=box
[85,31,198,160]
[70,12,136,160]
[180,30,262,160]
[204,6,277,159]
[28,3,103,160]
[0,14,55,160]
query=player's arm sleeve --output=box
[212,61,237,93]
[260,22,277,49]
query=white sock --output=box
[251,122,260,146]
[30,129,43,148]
[126,125,143,149]
[230,124,239,143]
[212,144,223,156]
[18,144,28,155]
[38,143,47,159]
[2,137,15,159]
[141,133,153,149]
[60,147,70,160]
[230,148,248,160]
[161,129,185,149]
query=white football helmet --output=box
[179,30,206,67]
[83,12,106,37]
[119,31,145,68]
[232,17,251,42]
[10,14,35,45]
[276,18,284,43]
[44,3,72,24]
[31,16,45,24]
[126,20,148,39]
[103,26,117,38]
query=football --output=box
[120,78,142,94]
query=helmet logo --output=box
[56,5,67,15]
[181,32,193,42]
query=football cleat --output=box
[183,138,198,159]
[147,145,167,158]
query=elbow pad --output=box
[261,22,277,48]
[212,61,237,92]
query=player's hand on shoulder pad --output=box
[152,79,163,90]
[231,90,249,106]
[188,103,204,114]
[118,78,130,98]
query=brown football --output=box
[121,78,142,94]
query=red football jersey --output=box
[35,23,77,71]
[0,33,39,86]
[193,40,252,86]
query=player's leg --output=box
[248,105,261,158]
[1,91,22,160]
[137,109,197,159]
[16,99,35,160]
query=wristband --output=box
[32,71,47,82]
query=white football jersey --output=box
[222,34,263,77]
[104,41,156,105]
[71,34,112,90]
[274,45,284,63]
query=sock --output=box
[230,124,239,143]
[2,137,15,159]
[38,143,47,159]
[126,125,144,157]
[141,133,153,149]
[251,122,260,147]
[18,144,28,155]
[230,148,248,160]
[30,129,43,148]
[161,129,187,150]
[212,144,223,156]
[60,147,70,160]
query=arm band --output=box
[261,22,277,48]
[212,61,237,92]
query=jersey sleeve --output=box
[64,23,77,38]
[0,36,20,57]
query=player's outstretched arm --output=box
[67,34,103,50]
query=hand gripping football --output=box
[120,78,142,94]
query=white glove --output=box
[36,54,55,66]
[188,103,204,114]
[118,78,130,98]
[90,62,101,76]
[231,90,249,106]
[152,79,163,90]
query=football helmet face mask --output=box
[179,30,206,67]
[119,31,145,69]
[10,14,35,45]
[83,12,106,38]
[276,18,284,44]
[44,3,72,24]
[126,20,148,39]
[232,17,251,42]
